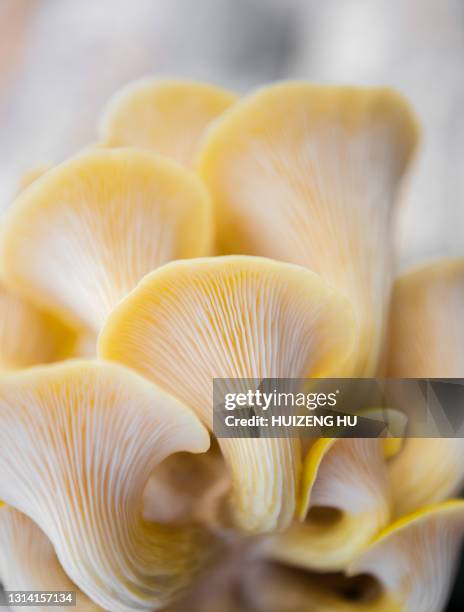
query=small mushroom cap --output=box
[0,147,213,336]
[99,77,237,166]
[387,258,464,377]
[197,81,419,375]
[98,255,356,533]
[387,259,464,516]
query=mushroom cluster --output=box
[0,78,463,612]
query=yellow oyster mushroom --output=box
[0,505,100,611]
[387,259,464,516]
[99,78,237,166]
[0,360,212,611]
[98,256,356,533]
[348,501,464,612]
[0,283,76,369]
[267,437,390,571]
[197,82,419,375]
[0,147,213,340]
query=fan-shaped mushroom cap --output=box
[267,437,390,571]
[0,148,213,338]
[0,360,212,611]
[99,78,237,166]
[0,283,76,369]
[197,82,419,374]
[0,505,100,611]
[387,259,464,515]
[98,256,356,533]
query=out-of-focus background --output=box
[0,0,463,272]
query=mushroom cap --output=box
[99,77,237,166]
[0,147,213,336]
[99,255,356,533]
[388,258,464,378]
[0,359,212,611]
[386,259,464,516]
[197,81,419,374]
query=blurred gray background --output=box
[0,0,463,271]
